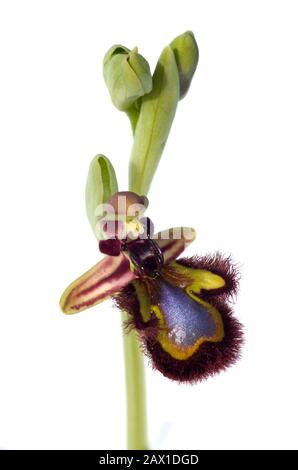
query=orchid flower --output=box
[60,191,242,382]
[59,31,243,449]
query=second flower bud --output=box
[103,45,152,111]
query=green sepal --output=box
[85,154,118,239]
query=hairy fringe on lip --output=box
[114,252,243,383]
[145,298,243,383]
[177,252,240,301]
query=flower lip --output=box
[116,253,242,383]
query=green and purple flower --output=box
[60,191,242,383]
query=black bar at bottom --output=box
[0,449,295,467]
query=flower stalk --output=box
[122,311,149,450]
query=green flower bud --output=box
[170,31,199,99]
[103,45,152,111]
[85,154,118,238]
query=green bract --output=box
[85,154,118,238]
[103,45,152,112]
[129,46,180,195]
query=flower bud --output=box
[170,31,199,99]
[103,45,152,111]
[85,154,118,238]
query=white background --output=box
[0,0,297,450]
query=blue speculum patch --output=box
[159,282,216,348]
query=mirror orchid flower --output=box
[60,191,242,383]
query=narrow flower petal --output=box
[60,255,134,314]
[155,227,196,264]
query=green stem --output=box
[122,311,149,449]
